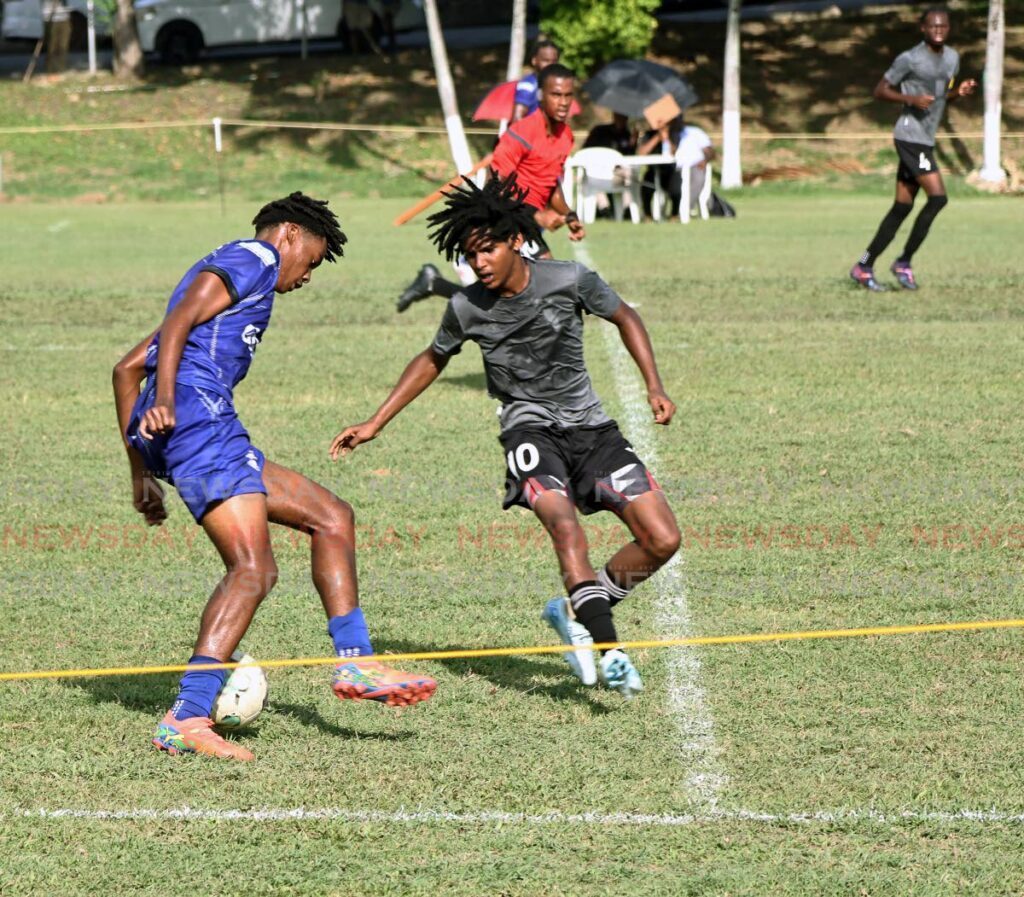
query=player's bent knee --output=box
[227,560,279,601]
[317,495,356,538]
[646,526,681,563]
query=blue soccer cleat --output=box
[599,649,644,700]
[542,597,597,686]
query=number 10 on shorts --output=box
[507,443,540,478]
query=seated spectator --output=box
[583,112,638,155]
[582,113,639,218]
[636,116,683,219]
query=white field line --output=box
[573,242,727,810]
[7,806,1024,827]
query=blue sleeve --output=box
[200,240,279,305]
[514,75,537,108]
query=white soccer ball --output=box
[211,651,268,729]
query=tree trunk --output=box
[720,0,742,189]
[500,0,527,135]
[112,0,144,78]
[423,0,473,175]
[979,0,1005,184]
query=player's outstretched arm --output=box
[137,272,234,440]
[112,329,167,526]
[330,348,450,459]
[607,303,676,426]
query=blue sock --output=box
[328,608,374,659]
[171,655,227,721]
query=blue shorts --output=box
[126,381,267,523]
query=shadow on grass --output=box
[439,371,488,392]
[71,674,414,739]
[375,638,614,714]
[271,701,414,741]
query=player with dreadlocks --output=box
[331,176,681,698]
[114,192,436,762]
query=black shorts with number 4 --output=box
[894,139,939,184]
[500,421,661,516]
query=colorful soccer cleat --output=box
[541,596,598,686]
[890,259,918,290]
[332,659,437,706]
[152,711,255,761]
[849,262,888,292]
[396,264,439,312]
[599,649,644,700]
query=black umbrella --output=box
[583,59,699,119]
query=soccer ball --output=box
[211,651,268,729]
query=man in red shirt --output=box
[397,64,586,311]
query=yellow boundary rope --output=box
[0,119,1021,140]
[2,617,1021,683]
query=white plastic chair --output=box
[679,162,713,224]
[568,148,640,225]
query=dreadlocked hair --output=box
[252,191,347,262]
[426,173,543,262]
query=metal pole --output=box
[213,117,225,216]
[300,0,308,61]
[86,0,97,74]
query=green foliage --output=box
[539,0,660,76]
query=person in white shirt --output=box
[673,121,714,215]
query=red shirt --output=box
[491,109,575,210]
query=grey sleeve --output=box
[883,51,912,87]
[430,299,466,357]
[574,263,623,320]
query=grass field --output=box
[2,192,1023,895]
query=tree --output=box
[111,0,144,77]
[422,0,473,174]
[539,0,659,76]
[979,0,1006,185]
[719,0,742,189]
[506,0,527,84]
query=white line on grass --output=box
[573,242,727,810]
[9,806,1024,827]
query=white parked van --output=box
[1,0,111,46]
[134,0,423,64]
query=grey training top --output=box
[431,258,623,434]
[884,42,960,146]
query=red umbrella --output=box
[472,80,582,122]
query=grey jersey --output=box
[885,42,960,146]
[431,259,622,434]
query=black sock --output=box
[568,580,618,649]
[899,195,948,264]
[860,201,913,267]
[433,276,459,299]
[597,565,631,607]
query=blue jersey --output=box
[144,239,280,399]
[514,72,539,115]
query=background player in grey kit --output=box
[850,7,977,292]
[331,175,681,699]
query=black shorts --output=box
[500,421,661,516]
[894,139,939,183]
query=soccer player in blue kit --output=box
[113,193,436,762]
[332,177,682,699]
